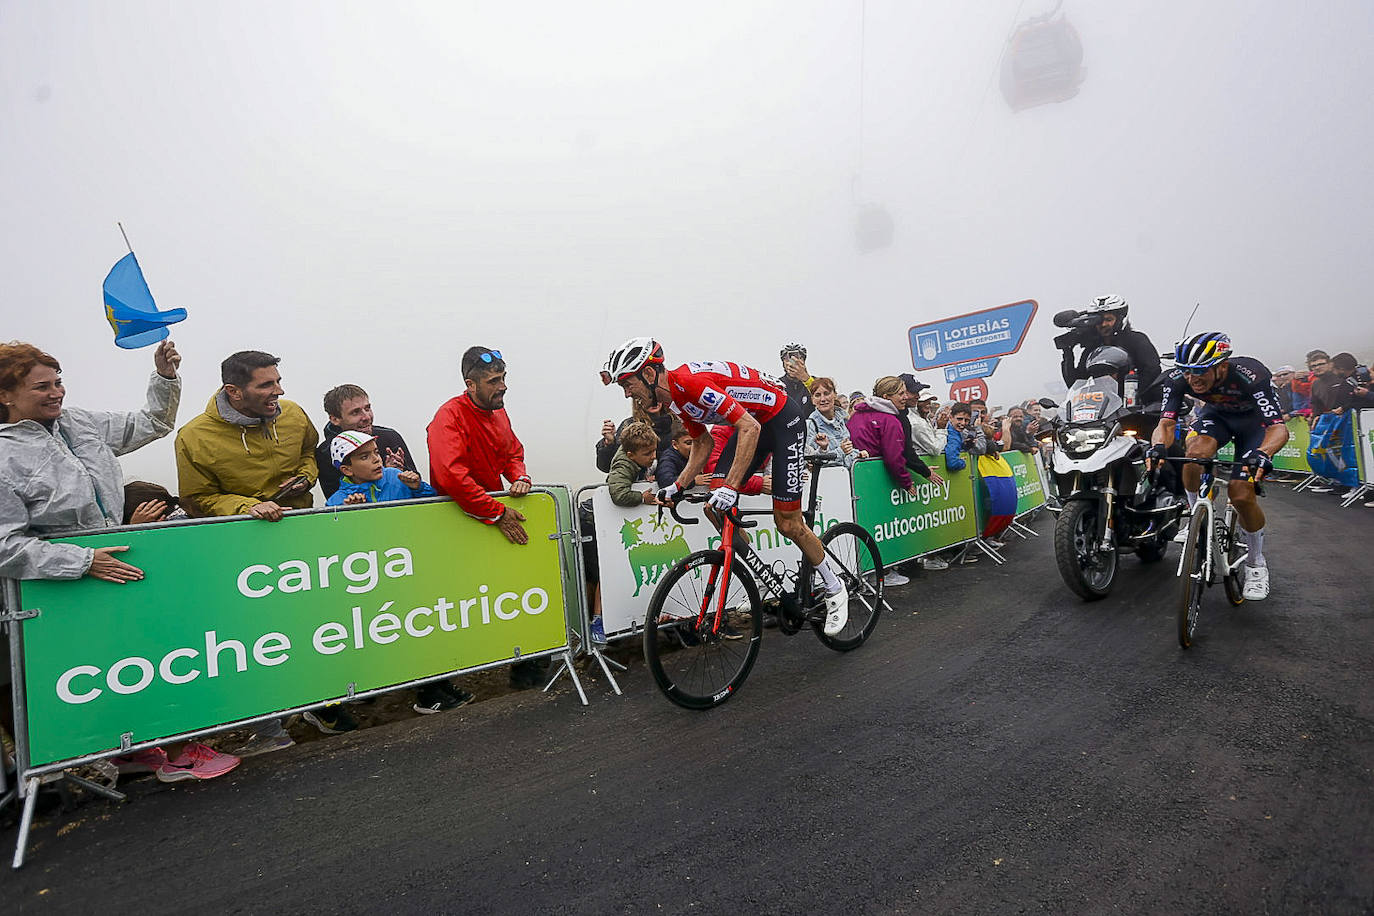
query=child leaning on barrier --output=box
[320,430,471,722]
[579,421,662,645]
[607,421,661,507]
[326,431,436,505]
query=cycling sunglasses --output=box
[477,349,502,363]
[1180,366,1214,376]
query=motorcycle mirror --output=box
[1052,310,1080,328]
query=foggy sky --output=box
[4,1,1372,489]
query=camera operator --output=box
[1054,295,1161,397]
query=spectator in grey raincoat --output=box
[0,339,182,581]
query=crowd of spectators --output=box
[4,335,1369,787]
[0,338,547,783]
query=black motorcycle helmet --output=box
[1085,345,1131,379]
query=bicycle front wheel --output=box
[643,549,763,710]
[813,522,884,651]
[1177,508,1209,649]
[1222,511,1246,607]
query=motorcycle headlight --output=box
[1059,425,1109,456]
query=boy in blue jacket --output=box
[323,429,470,716]
[327,430,437,505]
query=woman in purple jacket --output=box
[848,377,921,496]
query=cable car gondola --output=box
[1000,3,1085,112]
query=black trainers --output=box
[303,705,359,735]
[413,684,464,715]
[435,680,476,708]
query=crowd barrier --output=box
[1342,409,1373,506]
[4,451,1058,865]
[2,488,587,866]
[585,450,1049,639]
[1213,416,1312,474]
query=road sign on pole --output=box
[942,358,1001,383]
[949,378,989,403]
[910,300,1038,370]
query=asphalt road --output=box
[6,485,1372,914]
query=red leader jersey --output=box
[427,392,530,524]
[665,360,788,438]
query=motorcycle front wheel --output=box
[1054,499,1118,601]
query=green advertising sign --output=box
[1001,451,1047,516]
[1210,417,1308,472]
[852,457,978,565]
[20,496,568,766]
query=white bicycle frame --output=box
[1175,480,1249,584]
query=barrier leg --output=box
[12,776,39,869]
[587,646,625,696]
[973,539,1007,565]
[1340,483,1371,508]
[543,649,588,706]
[63,772,127,803]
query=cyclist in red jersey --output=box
[601,338,850,636]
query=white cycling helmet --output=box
[1086,294,1128,316]
[601,337,665,386]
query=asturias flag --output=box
[103,252,187,349]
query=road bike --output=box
[643,460,885,709]
[1171,457,1263,648]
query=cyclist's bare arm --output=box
[719,413,761,491]
[674,433,717,490]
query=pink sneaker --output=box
[111,747,169,775]
[156,743,241,783]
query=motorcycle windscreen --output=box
[1064,377,1124,423]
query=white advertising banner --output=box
[1359,410,1374,485]
[590,467,855,637]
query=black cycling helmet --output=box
[1086,345,1131,379]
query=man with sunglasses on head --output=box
[429,346,548,690]
[428,346,531,545]
[600,337,851,637]
[1146,333,1289,600]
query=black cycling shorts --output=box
[1191,408,1269,479]
[711,396,805,511]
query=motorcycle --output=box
[1043,376,1184,600]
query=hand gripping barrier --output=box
[1,487,587,868]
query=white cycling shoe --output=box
[1243,566,1270,600]
[822,583,849,636]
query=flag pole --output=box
[116,222,134,255]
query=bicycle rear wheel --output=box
[1222,510,1246,606]
[643,549,763,710]
[813,522,884,651]
[1177,508,1209,649]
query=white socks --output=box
[1242,525,1266,567]
[816,558,842,595]
[1185,490,1199,509]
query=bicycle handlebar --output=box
[1155,456,1266,495]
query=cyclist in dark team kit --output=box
[600,337,850,636]
[1147,332,1290,600]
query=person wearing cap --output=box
[323,430,468,719]
[899,374,944,456]
[326,431,436,506]
[1270,365,1295,418]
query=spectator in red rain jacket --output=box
[427,346,548,690]
[428,346,532,543]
